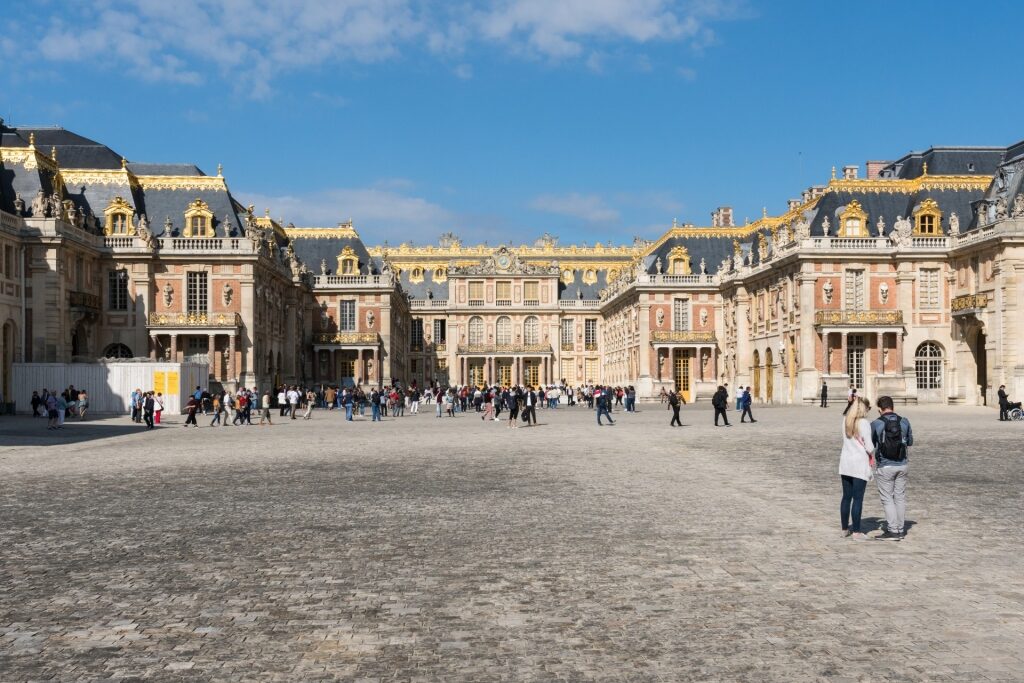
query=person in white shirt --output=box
[287,387,299,419]
[277,389,288,417]
[838,396,874,540]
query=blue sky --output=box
[2,1,1022,245]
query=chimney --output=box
[865,160,890,179]
[842,165,859,180]
[711,206,734,227]
[787,199,800,211]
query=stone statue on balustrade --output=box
[890,215,913,248]
[13,193,25,216]
[1013,195,1024,218]
[137,214,157,251]
[995,195,1008,220]
[948,212,960,235]
[31,189,47,217]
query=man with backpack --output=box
[712,385,731,427]
[668,390,682,427]
[870,395,913,540]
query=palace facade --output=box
[2,122,1023,409]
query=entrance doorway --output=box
[673,351,691,402]
[847,334,865,389]
[468,361,484,388]
[523,360,539,387]
[497,362,511,387]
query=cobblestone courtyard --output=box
[1,403,1022,682]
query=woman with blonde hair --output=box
[839,396,875,539]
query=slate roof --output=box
[882,147,1004,179]
[645,234,736,275]
[807,188,979,237]
[289,233,375,276]
[1,126,123,169]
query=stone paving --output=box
[0,401,1022,682]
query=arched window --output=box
[103,196,135,236]
[839,200,868,237]
[524,316,540,345]
[914,199,942,236]
[496,316,512,345]
[915,341,943,389]
[183,199,213,237]
[103,343,133,359]
[468,316,484,345]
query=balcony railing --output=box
[523,299,540,307]
[69,291,101,310]
[813,309,903,326]
[312,274,393,288]
[584,342,598,351]
[313,332,379,345]
[495,299,512,307]
[410,299,449,309]
[952,293,989,312]
[561,342,575,352]
[559,299,601,309]
[650,330,717,343]
[457,343,552,354]
[148,311,242,328]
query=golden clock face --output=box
[496,254,511,270]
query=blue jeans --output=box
[372,404,380,421]
[344,403,353,421]
[597,407,614,425]
[840,475,868,533]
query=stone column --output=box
[821,332,829,375]
[710,345,718,381]
[170,334,178,364]
[229,334,236,382]
[840,333,848,375]
[895,330,904,374]
[877,332,885,375]
[208,334,216,379]
[150,335,158,361]
[357,348,364,387]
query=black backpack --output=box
[878,413,907,461]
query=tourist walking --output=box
[740,386,756,423]
[45,391,58,430]
[78,389,89,420]
[669,390,682,427]
[371,389,381,421]
[303,389,316,419]
[820,381,828,408]
[210,393,224,426]
[712,385,731,426]
[839,397,874,539]
[871,396,913,540]
[184,395,199,428]
[523,386,537,426]
[288,386,300,419]
[143,392,156,429]
[154,393,164,424]
[505,388,519,428]
[596,387,615,426]
[259,391,273,425]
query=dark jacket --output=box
[998,388,1009,407]
[712,389,727,409]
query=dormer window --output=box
[183,199,214,237]
[433,267,447,283]
[409,266,424,283]
[839,200,868,237]
[668,245,692,274]
[103,196,136,236]
[336,245,359,275]
[913,198,942,236]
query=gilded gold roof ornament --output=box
[28,132,35,146]
[217,163,223,177]
[831,166,837,180]
[922,162,928,176]
[50,146,57,162]
[121,157,127,168]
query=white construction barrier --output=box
[12,361,207,415]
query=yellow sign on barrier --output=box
[166,371,179,395]
[153,371,166,395]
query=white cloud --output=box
[7,0,740,96]
[530,192,620,223]
[676,65,698,81]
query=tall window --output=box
[110,213,128,235]
[191,215,208,237]
[524,316,540,345]
[410,318,424,350]
[433,318,446,344]
[108,269,129,311]
[496,316,512,344]
[584,318,597,350]
[339,300,356,331]
[673,299,689,330]
[524,281,539,303]
[468,316,484,344]
[560,319,574,347]
[915,342,943,389]
[468,281,484,304]
[920,269,940,309]
[186,272,208,313]
[561,358,574,383]
[496,281,511,302]
[844,269,865,309]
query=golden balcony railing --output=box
[314,332,379,345]
[813,309,903,326]
[650,330,717,343]
[457,343,552,354]
[952,293,988,312]
[147,311,242,327]
[561,342,575,352]
[69,291,101,310]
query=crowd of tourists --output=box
[29,387,89,430]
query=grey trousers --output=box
[875,465,908,533]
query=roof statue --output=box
[948,212,959,235]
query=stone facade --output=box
[2,123,1024,407]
